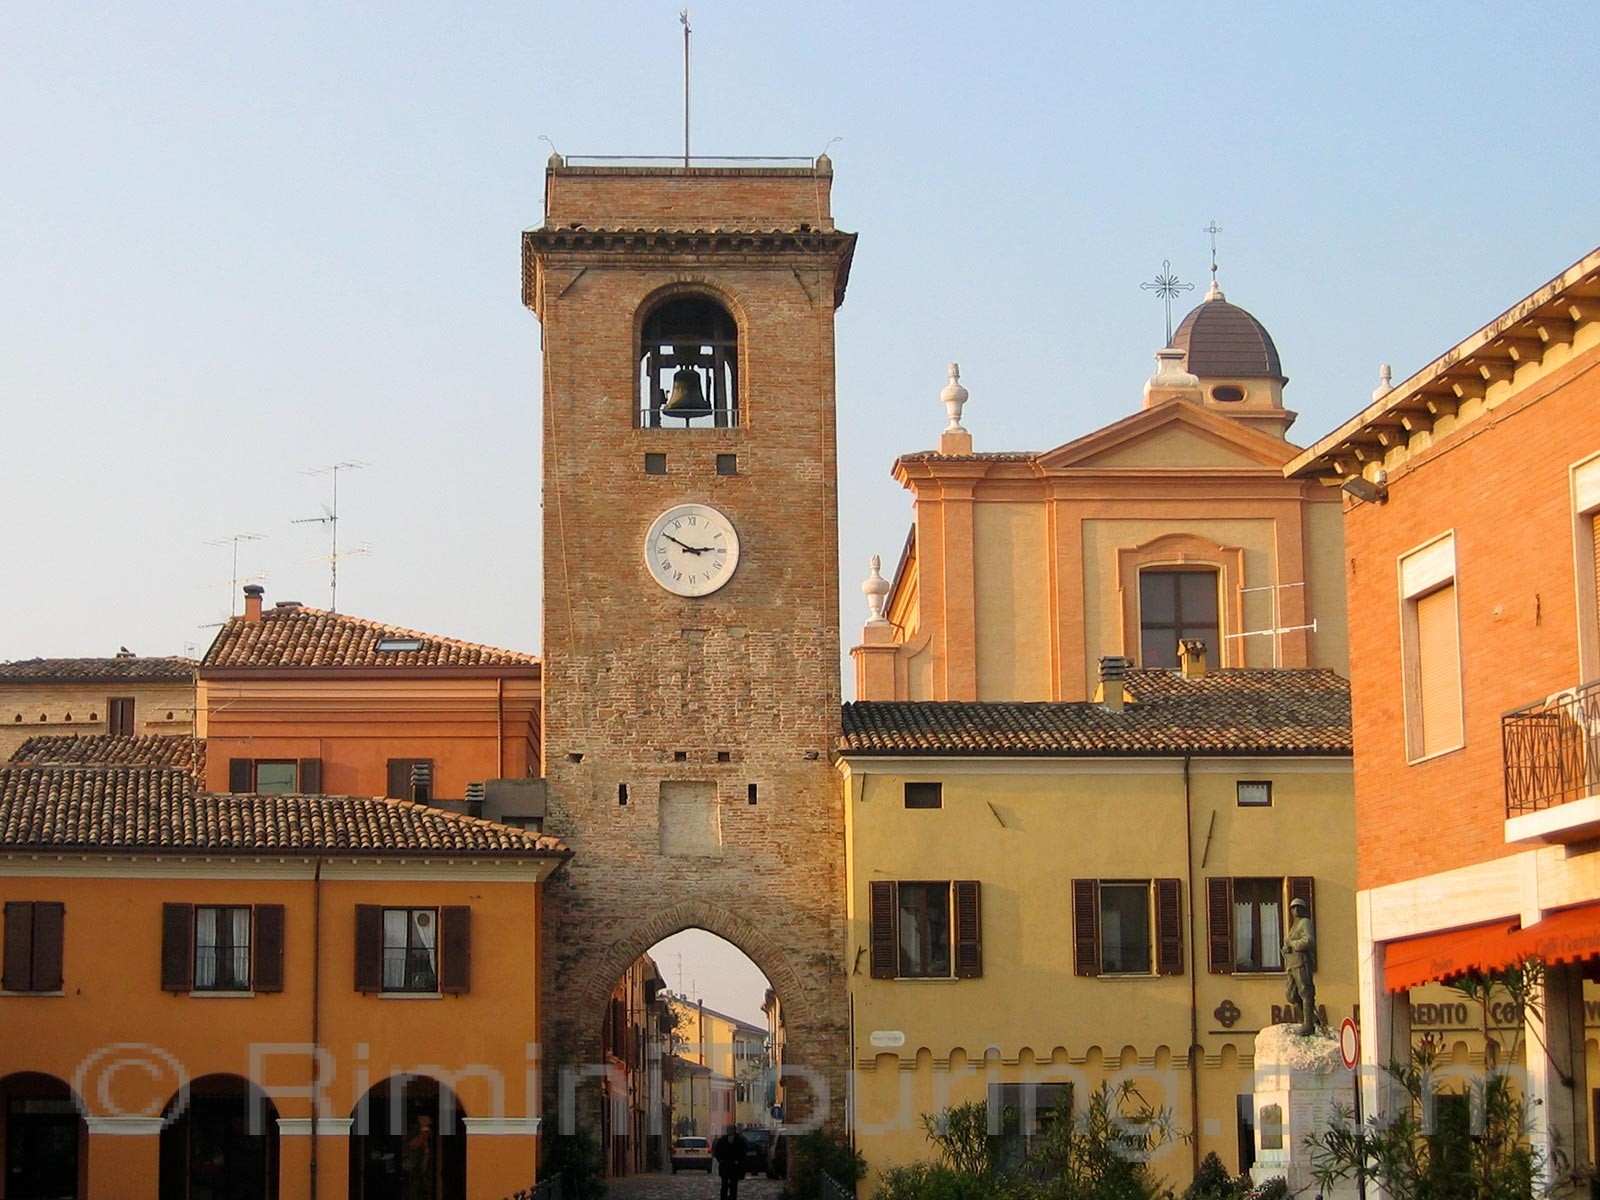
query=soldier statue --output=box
[1283,896,1318,1036]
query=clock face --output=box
[643,504,741,597]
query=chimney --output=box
[1178,639,1208,680]
[242,584,265,623]
[1096,655,1133,713]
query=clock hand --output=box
[662,533,711,555]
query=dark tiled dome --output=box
[1172,293,1285,383]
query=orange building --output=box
[598,954,670,1176]
[0,758,568,1200]
[1288,245,1600,1173]
[198,586,541,823]
[853,284,1348,704]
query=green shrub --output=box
[543,1127,607,1200]
[790,1129,867,1200]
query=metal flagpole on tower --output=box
[680,9,691,167]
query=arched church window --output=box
[638,295,739,428]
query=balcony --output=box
[1504,678,1600,844]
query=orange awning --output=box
[1384,902,1600,992]
[1384,920,1519,993]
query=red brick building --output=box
[1288,245,1600,1172]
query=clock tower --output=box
[522,155,855,1129]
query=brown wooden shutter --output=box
[253,904,285,993]
[1288,877,1315,921]
[3,901,34,991]
[355,905,383,992]
[386,759,409,801]
[1416,584,1463,756]
[161,903,193,992]
[953,881,982,979]
[868,881,897,979]
[228,758,253,793]
[439,906,472,994]
[298,758,322,795]
[1155,879,1183,976]
[1206,878,1234,974]
[1072,879,1099,977]
[31,902,64,992]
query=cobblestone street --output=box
[606,1170,787,1200]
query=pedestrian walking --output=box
[711,1125,749,1200]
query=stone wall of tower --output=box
[525,162,850,1132]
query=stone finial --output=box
[1372,363,1394,402]
[1205,279,1225,302]
[1143,346,1200,408]
[862,555,891,626]
[940,363,969,433]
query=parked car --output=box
[742,1127,774,1175]
[671,1136,713,1172]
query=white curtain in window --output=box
[411,910,437,988]
[1232,900,1253,970]
[1260,900,1282,969]
[195,908,218,988]
[383,909,408,990]
[228,907,250,986]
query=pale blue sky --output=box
[3,3,1596,671]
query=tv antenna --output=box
[293,461,367,612]
[1225,580,1317,667]
[202,532,267,614]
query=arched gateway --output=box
[523,155,856,1136]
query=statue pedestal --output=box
[1251,1025,1357,1198]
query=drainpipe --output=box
[310,857,324,1199]
[496,677,506,779]
[1182,754,1201,1178]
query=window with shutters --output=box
[1206,876,1314,974]
[160,903,284,995]
[1399,535,1463,761]
[867,880,982,980]
[108,697,135,736]
[1071,879,1183,977]
[2,900,65,993]
[352,905,471,995]
[227,758,322,795]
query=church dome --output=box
[1171,287,1285,384]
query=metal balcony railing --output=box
[1503,678,1600,815]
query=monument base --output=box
[1251,1024,1357,1199]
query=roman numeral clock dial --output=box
[643,503,741,597]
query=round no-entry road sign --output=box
[1339,1017,1360,1069]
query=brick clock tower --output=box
[522,156,855,1129]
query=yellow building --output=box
[667,995,770,1134]
[840,662,1354,1186]
[0,655,195,760]
[844,289,1357,1189]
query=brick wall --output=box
[1347,346,1600,890]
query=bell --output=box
[663,366,712,416]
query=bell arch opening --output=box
[588,921,790,1180]
[638,294,740,429]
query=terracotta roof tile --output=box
[202,607,539,670]
[10,734,202,770]
[0,657,196,684]
[840,669,1350,756]
[0,765,568,858]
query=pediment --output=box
[1038,400,1298,472]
